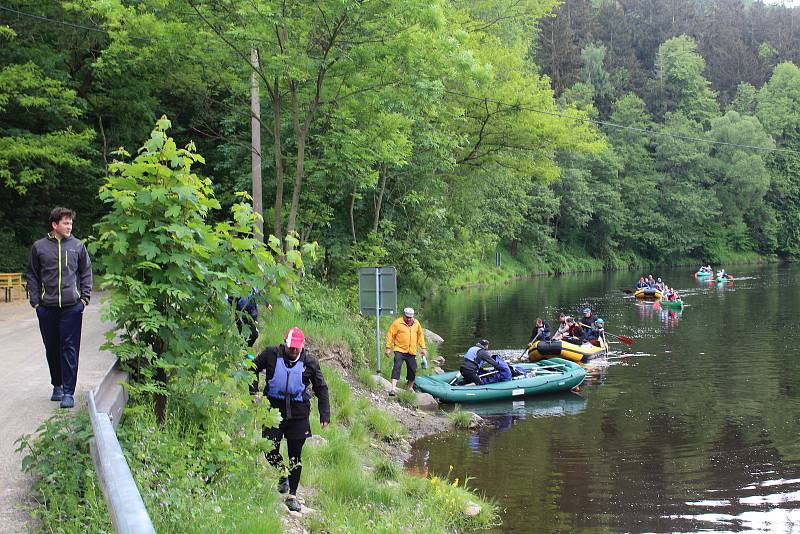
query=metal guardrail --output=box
[88,378,156,533]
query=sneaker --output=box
[277,477,289,494]
[285,497,301,513]
[50,386,63,402]
[59,394,75,409]
[388,390,396,397]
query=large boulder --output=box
[415,392,438,412]
[423,329,444,345]
[373,374,393,393]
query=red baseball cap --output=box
[284,327,305,349]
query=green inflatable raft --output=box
[414,358,586,403]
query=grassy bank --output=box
[443,245,779,293]
[17,278,494,533]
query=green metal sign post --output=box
[357,266,397,374]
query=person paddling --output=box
[529,318,551,343]
[552,313,569,341]
[584,318,607,349]
[579,307,597,330]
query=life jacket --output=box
[267,356,305,402]
[464,345,481,363]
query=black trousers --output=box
[36,302,84,395]
[264,417,311,496]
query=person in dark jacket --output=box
[529,318,551,342]
[250,327,330,512]
[584,318,607,348]
[635,277,648,289]
[459,339,497,385]
[26,207,92,409]
[565,317,586,344]
[579,307,597,330]
[229,289,271,349]
[482,354,514,383]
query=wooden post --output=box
[250,48,263,241]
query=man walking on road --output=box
[385,307,427,397]
[26,207,93,409]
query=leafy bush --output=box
[16,412,111,532]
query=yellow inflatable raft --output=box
[527,339,607,363]
[634,287,662,300]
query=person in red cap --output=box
[250,326,330,512]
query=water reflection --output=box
[413,264,800,533]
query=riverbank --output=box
[442,246,779,293]
[18,279,497,533]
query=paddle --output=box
[604,331,633,345]
[580,322,633,346]
[519,333,539,358]
[621,289,634,294]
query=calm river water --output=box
[407,264,800,533]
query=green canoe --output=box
[661,298,684,309]
[414,358,586,403]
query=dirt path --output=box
[0,296,115,533]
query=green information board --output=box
[357,266,397,316]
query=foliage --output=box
[15,412,112,533]
[446,406,474,429]
[89,117,310,425]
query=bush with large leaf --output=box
[90,116,311,427]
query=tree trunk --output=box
[350,185,358,243]
[271,78,284,241]
[373,168,389,233]
[250,48,264,241]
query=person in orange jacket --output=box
[385,307,427,396]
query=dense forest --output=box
[2,0,800,292]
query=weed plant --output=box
[446,406,474,429]
[16,412,111,533]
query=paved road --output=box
[0,297,114,532]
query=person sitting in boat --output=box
[635,276,648,290]
[552,313,570,341]
[646,275,657,288]
[529,318,551,342]
[655,278,666,292]
[482,354,516,384]
[579,307,597,329]
[459,339,497,385]
[584,318,607,349]
[564,317,586,344]
[668,288,679,301]
[717,269,727,279]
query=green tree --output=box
[651,35,719,125]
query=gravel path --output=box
[0,296,115,533]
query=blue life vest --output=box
[267,356,305,402]
[464,345,481,363]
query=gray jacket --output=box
[26,234,93,308]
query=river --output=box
[407,264,800,533]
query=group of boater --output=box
[531,308,608,348]
[634,274,680,301]
[697,265,733,281]
[524,306,613,364]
